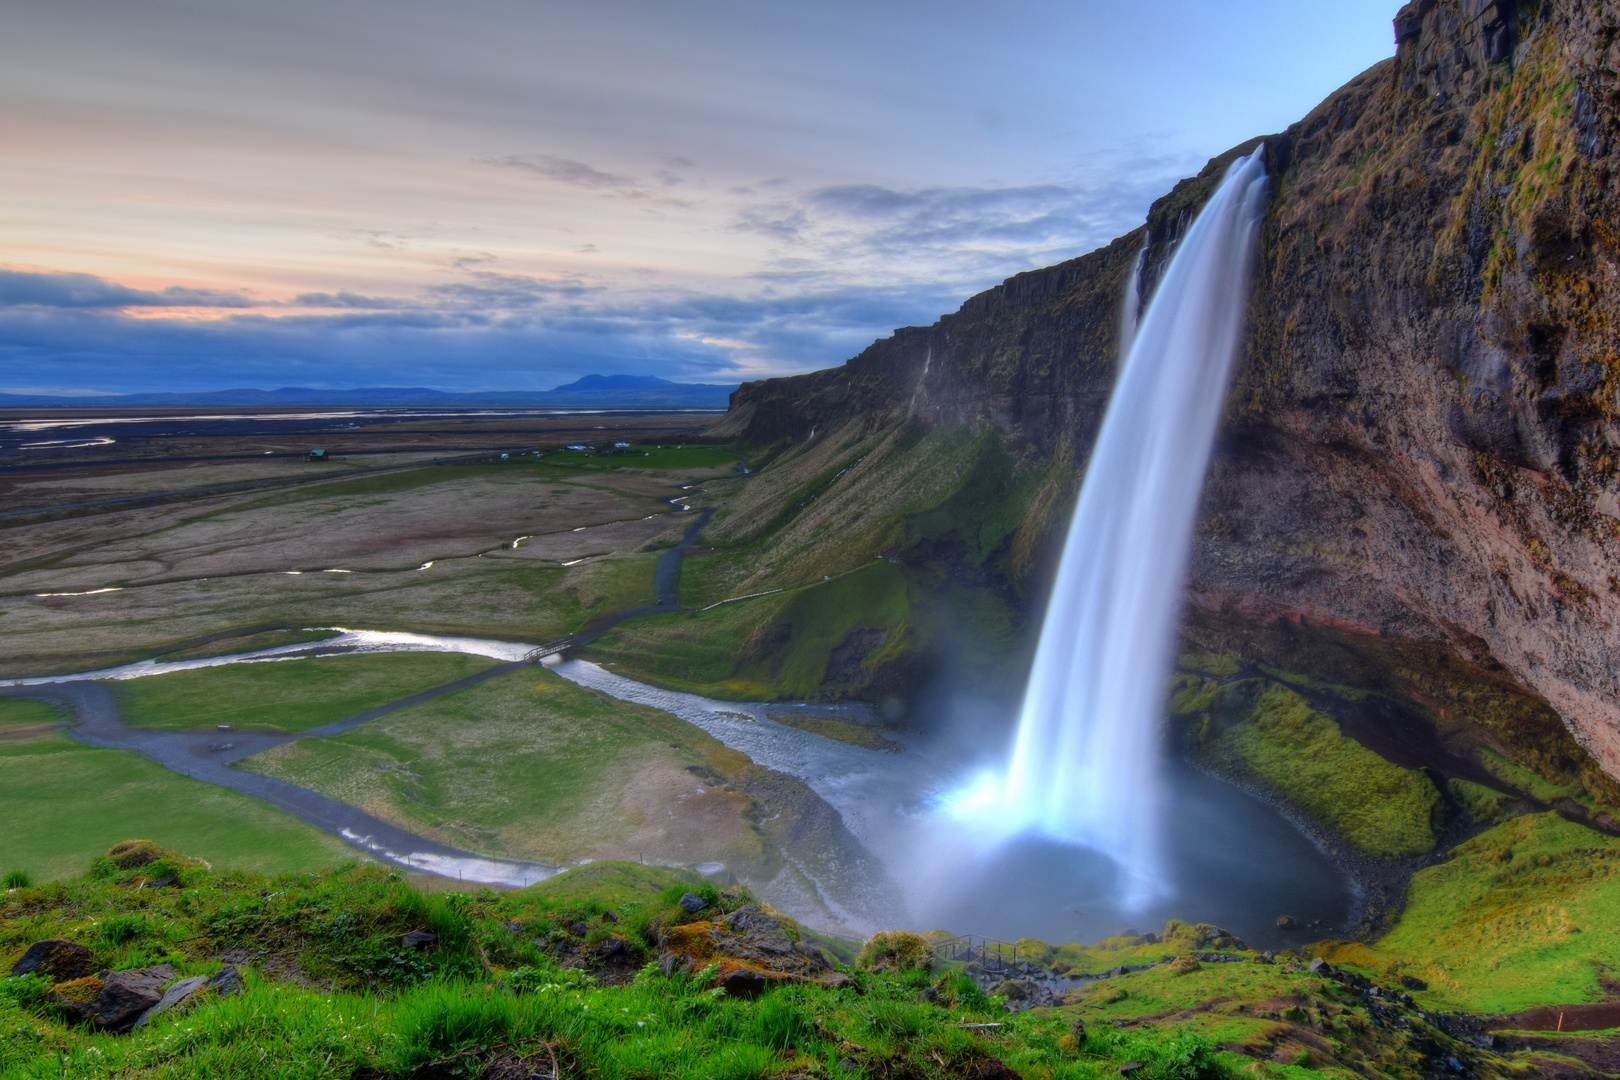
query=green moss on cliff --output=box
[1176,679,1442,858]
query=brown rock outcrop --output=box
[658,903,835,994]
[722,0,1620,786]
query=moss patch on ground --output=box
[0,735,352,884]
[1323,812,1620,1014]
[1175,678,1442,858]
[111,652,502,733]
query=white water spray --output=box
[954,151,1269,907]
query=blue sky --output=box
[1,0,1397,395]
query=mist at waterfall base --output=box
[872,150,1355,946]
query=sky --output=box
[1,0,1398,395]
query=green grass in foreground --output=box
[0,851,1276,1080]
[1323,811,1620,1013]
[111,651,501,733]
[0,736,351,884]
[0,699,67,734]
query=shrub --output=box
[1,870,30,889]
[856,931,932,973]
[96,913,150,947]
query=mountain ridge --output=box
[0,374,737,409]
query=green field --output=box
[0,698,68,734]
[0,735,353,884]
[239,665,770,871]
[111,652,503,733]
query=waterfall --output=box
[974,151,1270,906]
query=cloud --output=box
[0,268,253,309]
[484,154,636,189]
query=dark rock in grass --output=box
[597,936,626,959]
[1117,1064,1144,1077]
[207,965,242,996]
[94,966,175,1032]
[1070,1016,1087,1041]
[600,910,617,924]
[1308,958,1331,974]
[568,922,589,937]
[677,892,707,914]
[718,969,768,998]
[970,1059,1021,1080]
[1399,974,1428,991]
[401,931,438,949]
[134,975,209,1029]
[10,939,95,980]
[48,976,105,1022]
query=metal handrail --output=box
[930,934,1027,973]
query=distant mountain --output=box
[0,375,737,409]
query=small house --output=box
[307,448,328,462]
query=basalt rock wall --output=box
[717,0,1620,784]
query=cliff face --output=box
[719,0,1620,785]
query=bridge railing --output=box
[930,934,1030,975]
[523,638,575,663]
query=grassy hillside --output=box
[3,842,1598,1079]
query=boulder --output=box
[400,930,438,949]
[9,939,95,981]
[1276,915,1299,930]
[677,892,707,914]
[133,975,208,1029]
[132,965,243,1029]
[92,966,175,1032]
[658,903,831,993]
[855,930,932,973]
[969,1059,1020,1080]
[207,965,243,996]
[1168,955,1202,975]
[48,976,105,1022]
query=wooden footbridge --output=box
[522,638,576,662]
